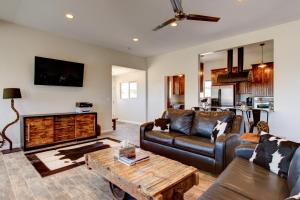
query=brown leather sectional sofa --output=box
[140,109,244,174]
[199,144,300,200]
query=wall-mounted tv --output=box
[34,56,84,87]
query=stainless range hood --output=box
[217,47,252,83]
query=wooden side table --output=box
[240,133,260,144]
[112,118,118,130]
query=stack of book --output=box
[118,154,150,166]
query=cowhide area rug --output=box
[25,138,120,177]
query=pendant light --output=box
[258,43,267,68]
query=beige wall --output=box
[147,19,300,142]
[0,21,146,149]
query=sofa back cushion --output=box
[165,109,195,135]
[288,148,300,191]
[190,111,234,139]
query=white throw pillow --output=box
[211,120,228,142]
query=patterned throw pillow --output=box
[211,120,228,143]
[249,132,300,179]
[286,193,300,200]
[154,118,170,131]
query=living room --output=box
[1,0,300,200]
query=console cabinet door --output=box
[25,117,54,148]
[54,115,75,142]
[75,114,96,139]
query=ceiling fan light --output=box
[170,22,178,27]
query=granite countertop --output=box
[209,106,272,112]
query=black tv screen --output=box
[34,56,84,87]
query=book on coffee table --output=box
[118,154,149,166]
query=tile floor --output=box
[0,122,215,200]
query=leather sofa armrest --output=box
[231,115,245,135]
[215,133,240,173]
[235,144,257,160]
[140,122,154,140]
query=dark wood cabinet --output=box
[172,75,185,95]
[210,64,273,97]
[75,114,96,139]
[251,62,274,97]
[239,81,252,94]
[25,117,54,148]
[21,112,97,151]
[54,115,75,142]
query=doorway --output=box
[165,74,185,110]
[111,65,146,128]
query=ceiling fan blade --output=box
[153,18,177,31]
[170,0,183,13]
[186,14,220,22]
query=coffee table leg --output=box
[109,182,136,200]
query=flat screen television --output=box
[34,56,84,87]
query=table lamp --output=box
[0,88,22,150]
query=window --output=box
[204,80,212,98]
[120,81,137,99]
[129,82,137,98]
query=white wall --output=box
[0,21,146,149]
[147,19,300,142]
[112,70,146,124]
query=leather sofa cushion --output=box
[144,131,182,146]
[288,147,300,191]
[199,183,251,200]
[166,109,195,135]
[217,158,289,200]
[174,136,215,157]
[190,111,234,139]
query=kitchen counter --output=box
[208,106,273,112]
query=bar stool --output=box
[225,108,246,133]
[246,109,269,133]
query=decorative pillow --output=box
[211,120,228,142]
[285,193,300,200]
[190,111,234,138]
[154,118,170,131]
[249,132,300,179]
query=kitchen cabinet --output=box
[239,81,252,94]
[173,75,185,95]
[251,62,274,97]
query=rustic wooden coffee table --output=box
[85,148,199,200]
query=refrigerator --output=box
[211,85,235,106]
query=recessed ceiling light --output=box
[65,13,74,20]
[132,38,139,42]
[170,22,178,27]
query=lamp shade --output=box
[3,88,22,99]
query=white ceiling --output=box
[1,0,300,57]
[112,65,141,76]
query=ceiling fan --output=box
[153,0,220,31]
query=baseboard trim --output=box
[102,129,113,133]
[118,120,142,125]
